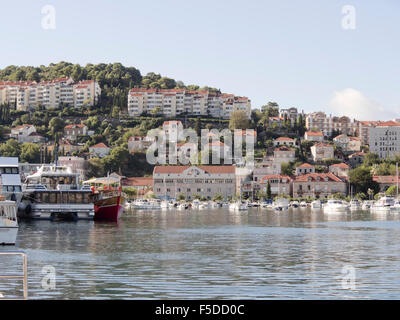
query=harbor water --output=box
[2,208,400,299]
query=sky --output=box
[0,0,399,120]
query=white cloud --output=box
[328,88,399,121]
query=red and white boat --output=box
[83,177,126,221]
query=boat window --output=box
[5,168,12,174]
[84,193,90,204]
[69,193,76,204]
[43,193,50,203]
[76,193,83,203]
[12,168,18,174]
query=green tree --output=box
[0,139,21,157]
[20,143,40,163]
[229,111,250,130]
[349,166,379,194]
[266,181,272,199]
[177,193,185,201]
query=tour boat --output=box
[311,200,322,209]
[20,165,94,221]
[0,200,18,245]
[83,176,125,221]
[323,199,348,213]
[371,195,394,214]
[273,198,289,211]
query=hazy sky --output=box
[1,0,399,120]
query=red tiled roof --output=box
[373,176,400,184]
[297,163,314,168]
[349,152,366,158]
[122,177,153,187]
[305,131,323,136]
[260,175,292,183]
[275,137,294,142]
[274,145,293,151]
[376,121,400,127]
[90,143,109,149]
[294,173,343,183]
[65,124,86,129]
[330,163,350,169]
[154,166,235,174]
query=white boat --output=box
[391,199,400,213]
[20,164,94,220]
[299,201,308,209]
[198,202,209,210]
[350,199,361,211]
[362,200,373,211]
[160,200,169,210]
[323,199,348,213]
[177,202,189,210]
[191,199,201,209]
[0,200,18,245]
[371,196,394,213]
[274,198,289,211]
[132,199,161,209]
[0,157,23,205]
[311,200,322,209]
[229,201,248,211]
[290,201,300,209]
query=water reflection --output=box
[3,208,400,299]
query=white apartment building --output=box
[0,78,100,110]
[127,88,251,119]
[153,165,236,200]
[369,121,400,159]
[306,112,358,137]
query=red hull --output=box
[94,195,124,221]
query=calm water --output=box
[2,208,400,299]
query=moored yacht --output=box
[350,199,361,211]
[274,198,289,211]
[323,199,348,214]
[311,200,322,210]
[371,195,394,213]
[229,201,248,211]
[20,164,94,221]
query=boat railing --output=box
[56,184,78,191]
[0,251,28,300]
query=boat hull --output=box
[94,195,124,221]
[0,226,18,245]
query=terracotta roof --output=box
[312,142,333,148]
[297,163,314,168]
[294,173,343,183]
[65,124,86,129]
[154,166,235,174]
[275,137,294,142]
[376,121,400,127]
[163,121,182,126]
[274,145,294,152]
[90,142,109,149]
[330,163,350,169]
[122,177,153,187]
[260,175,292,183]
[305,131,323,136]
[13,124,33,130]
[349,152,366,158]
[28,132,43,137]
[373,176,400,184]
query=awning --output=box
[82,177,120,185]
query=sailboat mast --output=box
[397,162,399,198]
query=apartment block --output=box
[293,173,347,198]
[0,78,101,110]
[369,121,400,159]
[127,88,251,119]
[306,112,358,137]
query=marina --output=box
[2,207,400,299]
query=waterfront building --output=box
[372,176,400,192]
[304,131,324,142]
[292,173,347,198]
[368,121,400,159]
[310,143,334,162]
[127,88,251,119]
[0,78,100,110]
[153,166,235,200]
[333,134,361,153]
[260,174,292,197]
